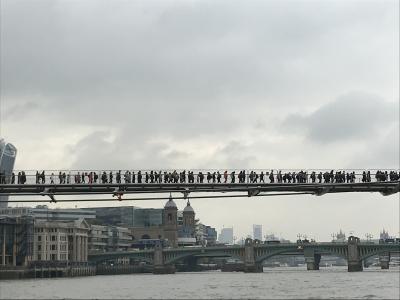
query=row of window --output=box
[37,253,68,261]
[37,244,68,251]
[37,235,68,241]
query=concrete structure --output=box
[0,216,34,266]
[0,139,17,208]
[34,219,90,262]
[219,227,234,244]
[88,224,131,252]
[253,224,262,241]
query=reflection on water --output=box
[0,266,399,299]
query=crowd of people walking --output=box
[0,169,399,185]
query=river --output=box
[0,266,399,299]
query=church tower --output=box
[182,200,195,238]
[163,194,178,247]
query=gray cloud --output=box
[282,92,398,143]
[3,101,39,120]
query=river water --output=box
[1,266,399,299]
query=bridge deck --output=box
[0,181,399,197]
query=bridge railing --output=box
[1,169,399,185]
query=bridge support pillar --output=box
[379,252,390,270]
[153,241,175,274]
[243,238,263,273]
[304,248,320,270]
[347,236,363,272]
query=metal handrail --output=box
[1,169,399,185]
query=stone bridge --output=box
[88,236,400,274]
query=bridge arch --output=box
[164,251,244,265]
[359,249,392,261]
[255,249,303,264]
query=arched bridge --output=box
[88,237,400,273]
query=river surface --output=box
[1,266,399,299]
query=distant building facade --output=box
[206,226,218,246]
[0,139,17,208]
[88,224,131,252]
[0,216,34,266]
[219,227,234,244]
[253,224,262,240]
[83,206,163,227]
[0,206,96,222]
[33,219,90,262]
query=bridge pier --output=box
[152,241,175,275]
[379,252,390,270]
[347,236,363,272]
[304,248,320,270]
[243,238,263,273]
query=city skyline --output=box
[0,0,398,241]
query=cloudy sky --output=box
[1,0,399,241]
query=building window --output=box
[38,254,41,260]
[38,236,41,241]
[38,245,41,251]
[51,245,57,250]
[51,236,56,241]
[51,254,56,261]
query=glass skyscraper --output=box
[0,138,17,208]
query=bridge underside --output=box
[0,182,398,198]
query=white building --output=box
[253,224,262,241]
[33,219,90,262]
[219,227,234,244]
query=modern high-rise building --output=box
[219,227,234,244]
[253,224,262,240]
[0,139,17,208]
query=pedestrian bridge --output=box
[0,169,399,203]
[88,237,400,273]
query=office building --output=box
[0,139,17,208]
[83,206,163,227]
[0,206,96,222]
[206,226,217,246]
[253,224,262,241]
[88,224,131,252]
[219,227,234,244]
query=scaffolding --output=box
[0,216,34,266]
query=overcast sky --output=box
[0,0,399,241]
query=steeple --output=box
[164,193,177,209]
[183,200,194,213]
